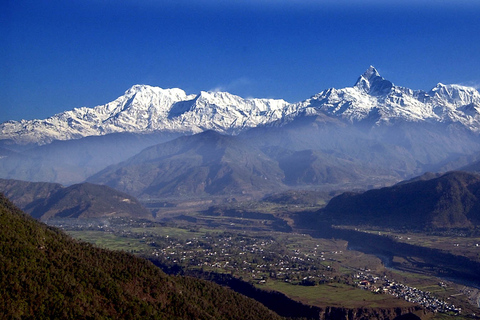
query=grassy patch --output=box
[128,226,207,239]
[261,281,412,309]
[67,230,149,252]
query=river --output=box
[302,226,480,290]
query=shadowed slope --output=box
[321,171,480,229]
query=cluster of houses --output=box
[149,233,336,283]
[51,218,470,315]
[355,272,461,314]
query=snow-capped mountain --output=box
[1,85,192,144]
[302,66,480,129]
[0,85,291,145]
[2,66,480,145]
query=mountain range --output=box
[2,67,480,198]
[86,130,394,199]
[2,66,480,145]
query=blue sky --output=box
[2,0,480,123]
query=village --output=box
[148,232,336,284]
[355,272,461,314]
[147,230,463,315]
[51,217,467,316]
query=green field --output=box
[261,281,413,309]
[340,226,480,263]
[127,226,221,239]
[67,231,149,252]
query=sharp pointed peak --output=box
[362,66,381,80]
[354,66,383,87]
[354,66,393,96]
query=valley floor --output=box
[49,210,480,320]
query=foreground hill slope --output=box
[321,171,480,229]
[0,179,153,220]
[0,194,283,319]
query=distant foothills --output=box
[0,179,152,220]
[2,170,480,232]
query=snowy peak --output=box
[354,66,393,96]
[168,90,291,133]
[304,66,480,127]
[0,85,292,144]
[357,65,381,83]
[429,83,480,106]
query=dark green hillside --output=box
[321,171,480,230]
[0,194,283,319]
[263,189,334,206]
[0,179,152,220]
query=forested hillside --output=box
[0,193,283,319]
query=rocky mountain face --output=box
[320,171,480,230]
[0,179,152,220]
[87,131,284,198]
[2,66,480,145]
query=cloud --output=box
[210,77,254,93]
[457,81,480,90]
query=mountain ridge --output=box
[85,130,401,199]
[0,178,153,220]
[320,171,480,230]
[2,67,480,145]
